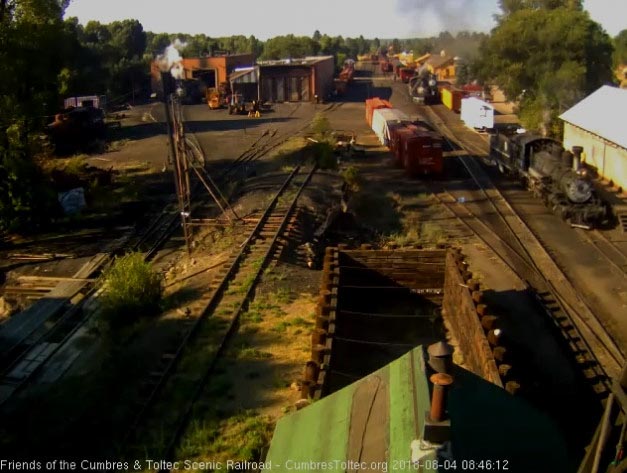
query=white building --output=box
[559,85,627,191]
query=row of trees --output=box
[1,0,625,231]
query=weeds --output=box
[99,252,162,328]
[273,321,289,333]
[310,112,331,136]
[341,166,362,191]
[420,221,447,244]
[388,227,420,247]
[290,317,311,327]
[64,155,88,177]
[238,347,273,360]
[107,139,129,152]
[177,411,273,464]
[270,287,292,305]
[312,141,337,170]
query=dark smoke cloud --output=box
[396,0,486,35]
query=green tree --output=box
[356,35,370,55]
[0,0,66,231]
[456,62,471,85]
[107,19,146,61]
[391,38,401,54]
[261,35,318,59]
[146,32,172,56]
[614,29,627,66]
[496,0,581,19]
[476,7,612,134]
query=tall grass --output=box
[177,411,273,464]
[100,252,162,327]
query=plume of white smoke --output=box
[396,0,479,34]
[157,39,188,80]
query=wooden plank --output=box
[347,374,389,473]
[17,276,97,283]
[0,254,108,357]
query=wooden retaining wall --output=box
[300,246,518,403]
[443,248,519,393]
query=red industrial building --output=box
[257,56,335,102]
[229,56,335,103]
[150,53,254,99]
[153,54,335,103]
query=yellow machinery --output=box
[206,89,221,109]
[206,81,231,109]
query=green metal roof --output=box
[266,347,572,473]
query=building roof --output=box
[427,55,454,70]
[257,55,334,67]
[266,347,571,473]
[560,85,627,149]
[416,53,431,64]
[229,67,258,83]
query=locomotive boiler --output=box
[490,133,607,228]
[408,67,439,105]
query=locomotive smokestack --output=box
[572,146,583,171]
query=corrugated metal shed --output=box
[560,86,627,149]
[230,67,258,84]
[266,347,570,473]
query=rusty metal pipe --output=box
[430,373,454,422]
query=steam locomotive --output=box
[408,68,439,105]
[489,132,607,228]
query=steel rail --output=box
[123,167,314,456]
[157,165,317,469]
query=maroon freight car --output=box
[400,128,443,176]
[387,122,407,155]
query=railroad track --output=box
[122,166,316,462]
[0,127,225,407]
[421,104,624,394]
[575,228,627,278]
[0,189,201,408]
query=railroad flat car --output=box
[490,132,607,228]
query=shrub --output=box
[310,112,331,137]
[312,141,337,170]
[100,252,162,327]
[340,166,362,191]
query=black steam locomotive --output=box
[489,132,607,228]
[408,68,439,105]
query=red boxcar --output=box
[387,122,406,153]
[401,128,443,177]
[392,127,415,167]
